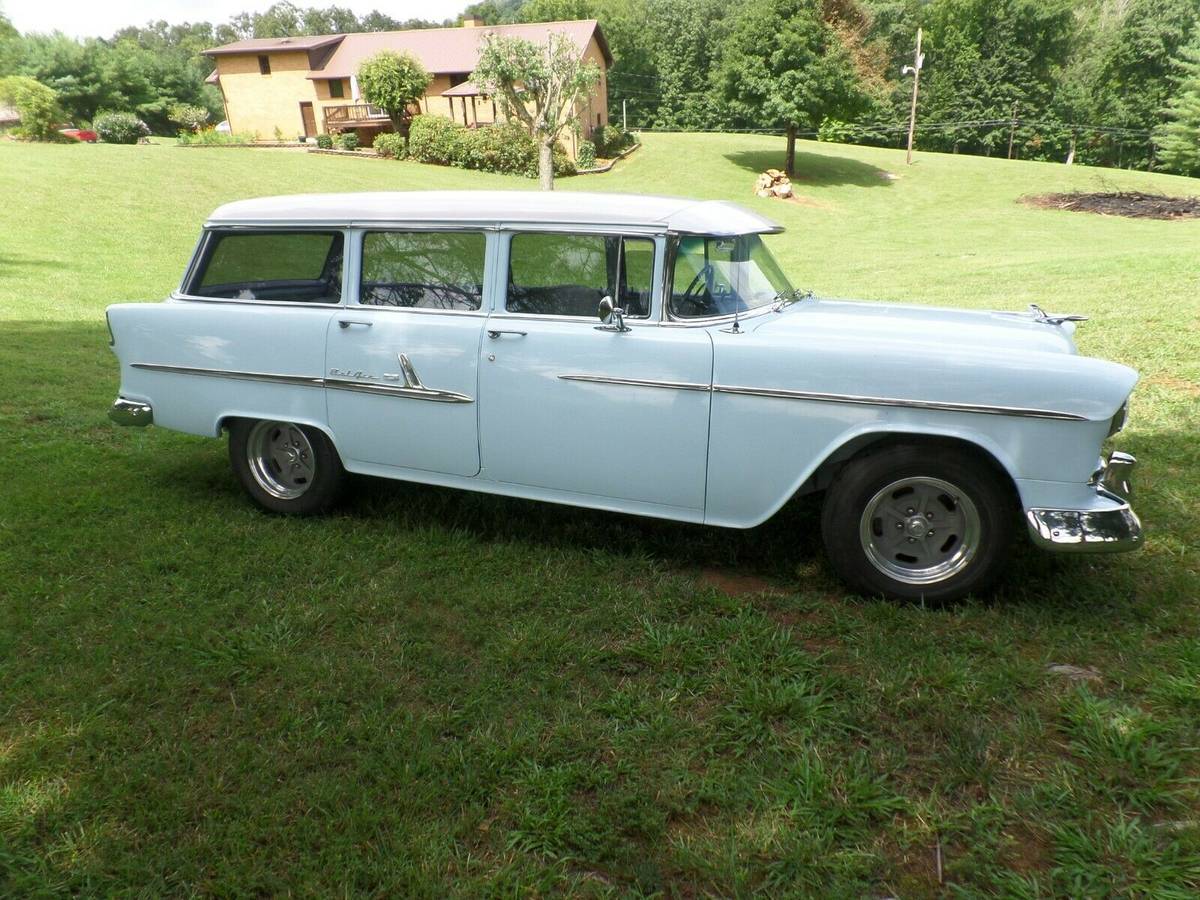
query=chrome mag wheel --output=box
[858,476,982,586]
[245,420,316,500]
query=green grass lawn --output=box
[2,134,1199,896]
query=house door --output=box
[299,102,316,138]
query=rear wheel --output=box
[821,445,1015,601]
[228,418,344,515]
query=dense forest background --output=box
[2,0,1198,174]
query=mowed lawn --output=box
[1,134,1199,896]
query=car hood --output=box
[748,298,1080,355]
[718,298,1137,422]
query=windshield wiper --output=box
[772,288,813,311]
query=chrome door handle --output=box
[338,319,373,329]
[487,329,527,339]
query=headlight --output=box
[1108,399,1129,437]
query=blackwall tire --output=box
[821,445,1015,601]
[228,418,345,516]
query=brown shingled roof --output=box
[203,34,344,56]
[202,20,611,77]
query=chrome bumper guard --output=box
[1026,452,1142,553]
[109,397,153,427]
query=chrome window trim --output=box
[170,291,347,309]
[502,230,657,320]
[356,227,491,313]
[130,362,474,403]
[486,312,660,328]
[179,225,351,308]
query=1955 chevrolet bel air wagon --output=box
[106,191,1142,600]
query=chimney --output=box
[462,17,483,27]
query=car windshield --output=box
[669,234,795,319]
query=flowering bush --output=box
[95,112,150,144]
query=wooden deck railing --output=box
[323,104,389,131]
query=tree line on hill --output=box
[1,0,1198,176]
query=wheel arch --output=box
[750,425,1022,527]
[216,413,342,459]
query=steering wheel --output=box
[676,263,715,316]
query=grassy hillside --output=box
[1,135,1198,896]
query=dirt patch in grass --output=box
[1023,191,1200,220]
[697,568,786,597]
[1146,374,1200,397]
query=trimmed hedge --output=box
[336,132,359,151]
[406,116,575,178]
[316,133,333,149]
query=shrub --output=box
[576,139,596,169]
[592,124,634,157]
[372,132,406,159]
[169,103,210,133]
[336,132,359,151]
[408,115,464,166]
[407,115,577,179]
[316,133,333,149]
[95,111,151,145]
[0,76,63,141]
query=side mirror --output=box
[596,295,630,333]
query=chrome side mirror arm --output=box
[596,295,631,332]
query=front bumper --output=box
[109,396,153,427]
[1026,452,1143,553]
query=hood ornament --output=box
[1028,303,1088,326]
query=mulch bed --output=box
[1023,190,1200,220]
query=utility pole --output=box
[622,99,627,132]
[1007,102,1018,159]
[902,28,924,166]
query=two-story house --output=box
[203,18,612,157]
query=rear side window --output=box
[360,231,486,310]
[507,233,654,318]
[190,231,343,303]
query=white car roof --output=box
[205,191,784,236]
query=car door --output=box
[324,229,490,477]
[477,230,713,515]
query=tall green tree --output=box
[473,31,601,189]
[1154,36,1200,176]
[720,0,876,174]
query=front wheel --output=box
[228,418,344,515]
[821,445,1015,601]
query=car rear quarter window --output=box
[360,231,486,310]
[190,231,343,303]
[507,232,653,318]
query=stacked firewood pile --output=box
[753,169,793,199]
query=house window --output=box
[257,55,271,75]
[329,79,344,99]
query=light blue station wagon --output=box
[107,191,1142,600]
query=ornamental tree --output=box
[472,31,600,190]
[357,50,431,135]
